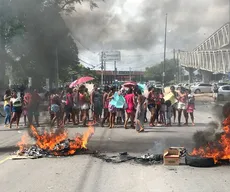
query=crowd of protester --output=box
[3,88,41,129]
[2,84,195,133]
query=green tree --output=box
[144,59,181,84]
[0,0,104,89]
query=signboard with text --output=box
[101,51,121,62]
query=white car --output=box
[217,85,230,101]
[154,84,163,90]
[190,83,212,94]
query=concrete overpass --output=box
[179,22,230,83]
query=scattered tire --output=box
[0,112,5,117]
[185,152,216,167]
[195,89,201,94]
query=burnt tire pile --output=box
[185,152,216,167]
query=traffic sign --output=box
[101,51,121,62]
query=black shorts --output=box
[65,105,73,113]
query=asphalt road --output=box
[0,103,230,192]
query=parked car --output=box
[0,101,5,117]
[217,85,230,101]
[190,83,212,94]
[154,84,163,90]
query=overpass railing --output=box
[194,22,230,51]
[179,49,230,73]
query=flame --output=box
[17,134,30,152]
[17,124,94,156]
[191,115,230,163]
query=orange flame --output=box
[17,134,30,152]
[17,124,94,156]
[191,116,230,163]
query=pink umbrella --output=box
[69,76,94,88]
[122,81,137,88]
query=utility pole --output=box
[114,61,117,81]
[178,50,181,83]
[56,47,59,88]
[129,67,132,81]
[100,52,104,85]
[140,70,142,82]
[162,13,168,88]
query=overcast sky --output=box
[63,0,229,71]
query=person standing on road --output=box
[147,87,156,126]
[50,90,62,128]
[91,84,102,124]
[213,84,218,101]
[165,100,172,126]
[72,88,80,125]
[64,88,75,125]
[27,89,41,127]
[176,87,188,126]
[4,89,11,127]
[108,86,116,128]
[124,88,136,129]
[187,89,195,126]
[101,86,110,127]
[9,90,22,129]
[135,89,146,133]
[170,86,178,123]
[79,86,90,127]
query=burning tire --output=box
[185,152,216,167]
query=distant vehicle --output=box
[211,82,229,92]
[154,84,163,90]
[148,80,156,85]
[183,83,190,88]
[190,83,212,94]
[217,85,230,101]
[0,101,5,117]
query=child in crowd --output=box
[160,98,166,124]
[165,100,172,126]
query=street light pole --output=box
[100,52,104,85]
[162,13,168,88]
[56,47,59,88]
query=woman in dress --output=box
[124,88,136,129]
[108,86,116,128]
[3,89,11,127]
[147,87,156,126]
[187,89,195,125]
[135,89,146,133]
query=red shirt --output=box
[66,93,73,107]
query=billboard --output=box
[101,51,121,62]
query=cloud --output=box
[63,0,229,70]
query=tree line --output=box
[144,58,185,84]
[0,0,100,89]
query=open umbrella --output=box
[122,81,137,88]
[69,76,94,88]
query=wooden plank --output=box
[10,155,38,160]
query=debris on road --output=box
[92,152,163,165]
[11,155,39,160]
[15,124,94,158]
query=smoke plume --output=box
[193,104,227,149]
[63,0,229,51]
